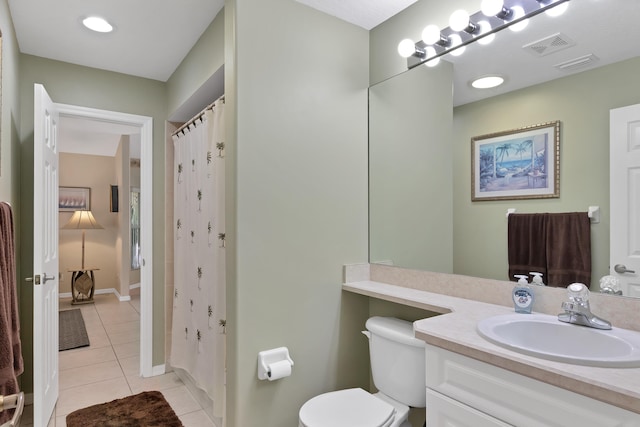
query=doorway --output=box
[56,102,154,377]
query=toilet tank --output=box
[365,317,426,408]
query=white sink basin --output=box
[476,313,640,367]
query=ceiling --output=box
[8,1,639,156]
[8,0,224,82]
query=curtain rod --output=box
[172,95,225,137]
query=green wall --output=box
[167,9,224,117]
[453,56,640,286]
[227,0,370,425]
[18,55,168,391]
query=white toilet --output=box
[299,316,426,427]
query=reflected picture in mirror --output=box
[368,0,640,297]
[471,121,560,201]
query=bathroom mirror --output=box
[369,0,640,296]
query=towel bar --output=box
[506,206,600,224]
[0,392,24,427]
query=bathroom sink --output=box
[476,313,640,367]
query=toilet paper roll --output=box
[267,360,292,381]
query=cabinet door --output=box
[427,390,511,427]
[426,345,640,427]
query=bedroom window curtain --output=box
[171,97,226,418]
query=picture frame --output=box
[59,187,91,211]
[471,121,560,201]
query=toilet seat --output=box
[299,388,395,427]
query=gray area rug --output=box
[59,309,90,351]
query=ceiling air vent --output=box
[554,54,600,72]
[523,32,575,57]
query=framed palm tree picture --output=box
[471,121,560,201]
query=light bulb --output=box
[481,0,504,17]
[477,21,495,45]
[397,39,416,58]
[424,46,440,67]
[449,9,470,32]
[448,34,465,57]
[509,6,529,32]
[422,25,442,45]
[546,2,569,17]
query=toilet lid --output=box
[299,388,395,427]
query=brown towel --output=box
[545,212,591,288]
[0,202,23,424]
[508,212,591,288]
[508,213,547,282]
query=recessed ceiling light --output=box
[82,16,114,33]
[471,75,505,89]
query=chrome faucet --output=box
[558,283,612,330]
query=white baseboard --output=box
[115,288,131,302]
[59,288,118,300]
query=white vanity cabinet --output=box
[425,344,640,427]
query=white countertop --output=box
[343,280,640,415]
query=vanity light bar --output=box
[405,0,571,69]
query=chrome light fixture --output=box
[398,0,570,68]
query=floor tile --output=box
[161,386,202,416]
[126,372,184,394]
[118,355,140,377]
[113,340,139,360]
[60,345,116,371]
[179,410,217,427]
[59,359,124,390]
[56,291,214,426]
[55,377,132,417]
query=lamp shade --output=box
[62,210,104,230]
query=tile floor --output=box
[20,291,215,427]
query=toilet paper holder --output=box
[257,347,294,380]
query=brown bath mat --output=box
[66,391,183,427]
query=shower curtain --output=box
[171,97,226,418]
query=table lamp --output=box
[62,210,103,269]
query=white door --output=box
[610,104,640,297]
[33,83,60,426]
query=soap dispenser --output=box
[513,275,534,314]
[529,272,546,286]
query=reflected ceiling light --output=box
[449,34,466,56]
[477,21,495,45]
[82,16,113,33]
[545,2,569,16]
[424,46,440,67]
[508,6,529,32]
[399,0,571,70]
[471,75,505,89]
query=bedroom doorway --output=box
[55,102,154,378]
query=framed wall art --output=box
[59,186,91,211]
[471,121,560,201]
